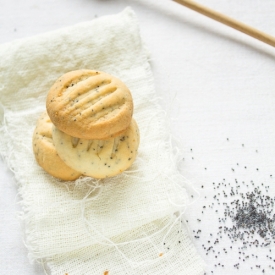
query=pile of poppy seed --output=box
[184,141,275,274]
[224,185,275,247]
[197,181,275,273]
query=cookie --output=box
[52,119,140,179]
[32,111,82,181]
[46,70,133,140]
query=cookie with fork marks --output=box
[52,119,140,179]
[32,111,82,181]
[46,70,133,140]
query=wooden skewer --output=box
[173,0,275,47]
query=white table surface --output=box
[1,0,275,274]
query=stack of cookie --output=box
[33,70,140,181]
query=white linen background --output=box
[1,0,275,274]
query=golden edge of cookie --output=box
[46,69,133,140]
[33,111,82,181]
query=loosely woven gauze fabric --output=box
[0,8,204,275]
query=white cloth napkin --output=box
[0,8,204,275]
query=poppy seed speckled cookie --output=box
[32,111,82,181]
[46,70,133,140]
[52,119,140,179]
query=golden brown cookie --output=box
[46,70,133,140]
[52,119,140,179]
[32,111,82,181]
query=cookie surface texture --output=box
[32,111,82,181]
[52,119,140,179]
[46,70,133,140]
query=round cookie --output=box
[46,70,133,140]
[52,119,140,179]
[32,111,82,181]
